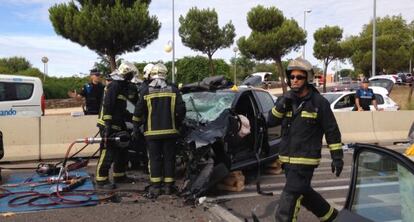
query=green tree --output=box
[230,56,256,81]
[313,26,346,92]
[0,57,32,73]
[179,7,235,76]
[49,0,161,71]
[164,56,231,84]
[93,54,124,75]
[344,16,411,76]
[237,5,306,93]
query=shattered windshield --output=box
[182,91,236,123]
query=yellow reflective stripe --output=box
[144,129,179,136]
[150,177,162,183]
[329,143,342,151]
[95,149,108,181]
[320,206,334,222]
[128,95,135,99]
[286,111,292,117]
[292,195,304,222]
[279,155,290,163]
[113,172,126,177]
[164,177,174,183]
[146,97,153,132]
[117,95,127,100]
[144,92,176,100]
[271,107,284,118]
[278,155,320,165]
[170,94,176,129]
[132,116,141,122]
[97,119,105,126]
[301,111,317,119]
[289,157,320,165]
[103,115,112,120]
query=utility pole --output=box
[303,10,312,59]
[372,0,376,77]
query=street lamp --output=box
[41,56,48,82]
[372,0,376,77]
[233,47,238,85]
[303,9,312,59]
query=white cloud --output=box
[0,0,413,76]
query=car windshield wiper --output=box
[189,96,202,123]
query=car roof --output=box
[369,75,396,83]
[322,86,389,96]
[0,74,41,82]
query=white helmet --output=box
[150,63,168,79]
[118,61,139,77]
[143,63,154,80]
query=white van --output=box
[0,74,45,117]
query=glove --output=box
[274,96,288,114]
[331,159,344,177]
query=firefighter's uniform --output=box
[96,79,130,184]
[133,78,186,192]
[269,85,343,222]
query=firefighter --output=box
[268,57,343,222]
[95,61,138,189]
[132,63,186,198]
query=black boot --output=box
[145,184,162,199]
[96,180,116,190]
[114,176,135,184]
[163,183,178,195]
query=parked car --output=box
[397,73,413,84]
[179,76,281,199]
[336,143,414,222]
[322,86,399,111]
[241,72,273,89]
[368,76,395,94]
[0,74,45,117]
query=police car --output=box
[321,86,399,112]
[0,74,45,117]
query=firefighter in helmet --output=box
[269,57,343,222]
[132,63,186,198]
[95,61,138,189]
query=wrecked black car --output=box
[178,76,281,200]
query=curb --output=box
[208,204,243,222]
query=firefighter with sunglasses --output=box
[132,63,186,198]
[268,57,343,222]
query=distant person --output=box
[353,78,380,111]
[76,69,104,115]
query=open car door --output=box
[337,143,414,222]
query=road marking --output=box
[243,177,351,190]
[208,204,243,222]
[212,185,350,200]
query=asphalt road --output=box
[207,144,409,222]
[0,144,409,222]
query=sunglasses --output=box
[289,75,306,80]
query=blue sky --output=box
[0,0,413,77]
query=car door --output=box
[336,143,414,222]
[333,93,355,111]
[253,90,281,154]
